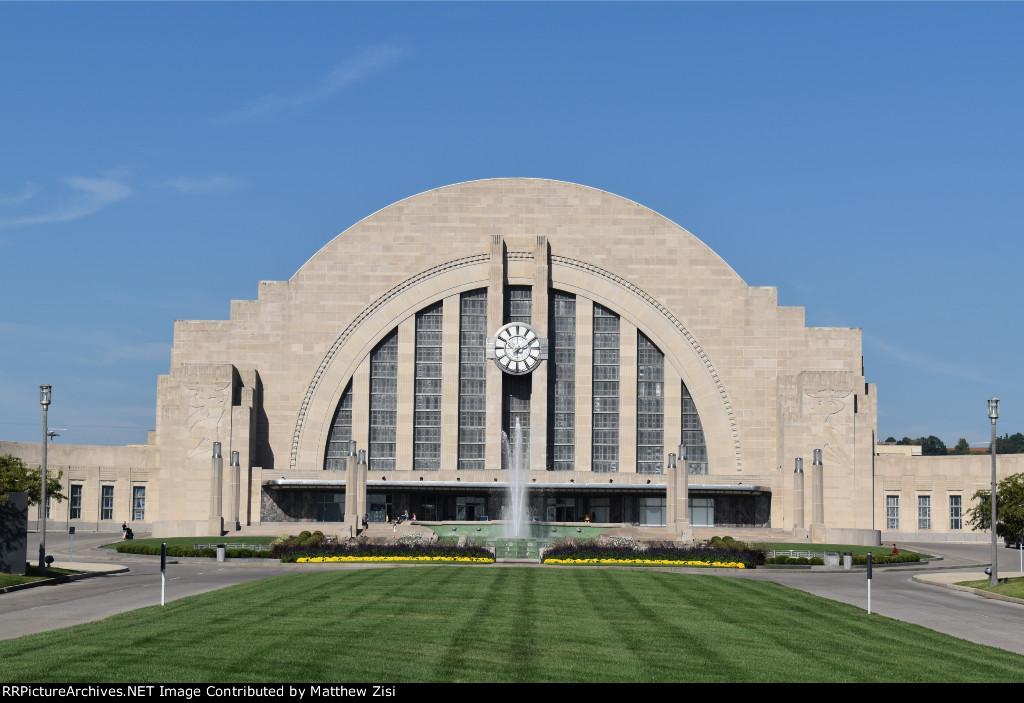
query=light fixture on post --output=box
[39,384,51,572]
[989,397,1000,588]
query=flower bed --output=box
[296,555,492,563]
[278,541,494,564]
[543,557,749,568]
[542,539,765,569]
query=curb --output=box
[0,566,129,595]
[912,574,1024,606]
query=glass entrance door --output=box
[456,496,485,521]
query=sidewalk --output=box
[0,561,128,594]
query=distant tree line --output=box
[883,433,1024,455]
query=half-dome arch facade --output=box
[146,178,876,536]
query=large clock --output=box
[489,323,546,375]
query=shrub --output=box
[269,532,338,558]
[543,539,764,568]
[112,544,271,559]
[277,541,493,563]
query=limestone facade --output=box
[1,178,1005,542]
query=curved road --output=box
[5,534,1024,656]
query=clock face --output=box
[494,323,542,375]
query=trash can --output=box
[217,544,226,563]
[843,552,852,570]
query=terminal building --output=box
[5,179,1020,542]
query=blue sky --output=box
[1,2,1021,449]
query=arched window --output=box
[323,380,352,470]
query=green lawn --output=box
[1,568,1022,682]
[756,542,930,558]
[0,566,78,588]
[956,576,1024,599]
[103,535,278,550]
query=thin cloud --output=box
[213,43,411,124]
[0,182,40,208]
[0,322,169,366]
[0,174,131,228]
[865,334,997,386]
[164,175,243,195]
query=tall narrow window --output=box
[70,485,82,520]
[681,381,708,474]
[504,286,532,324]
[133,486,146,521]
[458,289,487,470]
[414,302,443,471]
[502,286,532,458]
[637,332,664,474]
[886,495,899,530]
[101,485,114,521]
[549,291,576,470]
[950,495,962,530]
[369,329,398,471]
[918,495,931,530]
[592,304,620,472]
[324,380,353,470]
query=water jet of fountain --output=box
[501,418,529,539]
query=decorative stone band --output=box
[289,253,741,471]
[288,254,489,470]
[550,255,742,471]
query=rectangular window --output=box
[504,285,532,325]
[592,304,619,472]
[414,302,443,471]
[369,329,398,471]
[548,291,575,471]
[886,495,899,530]
[636,332,664,474]
[689,497,714,527]
[101,485,115,521]
[950,495,962,530]
[639,496,666,526]
[918,495,931,530]
[45,495,51,519]
[70,485,82,520]
[458,289,488,470]
[133,486,146,521]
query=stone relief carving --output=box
[182,379,231,460]
[803,372,855,467]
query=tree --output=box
[920,435,947,456]
[884,436,897,443]
[0,454,65,506]
[967,473,1024,541]
[996,433,1024,455]
[952,438,971,455]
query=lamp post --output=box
[39,384,51,572]
[989,397,1000,588]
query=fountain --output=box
[494,418,540,559]
[501,418,529,539]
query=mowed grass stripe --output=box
[2,567,1024,682]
